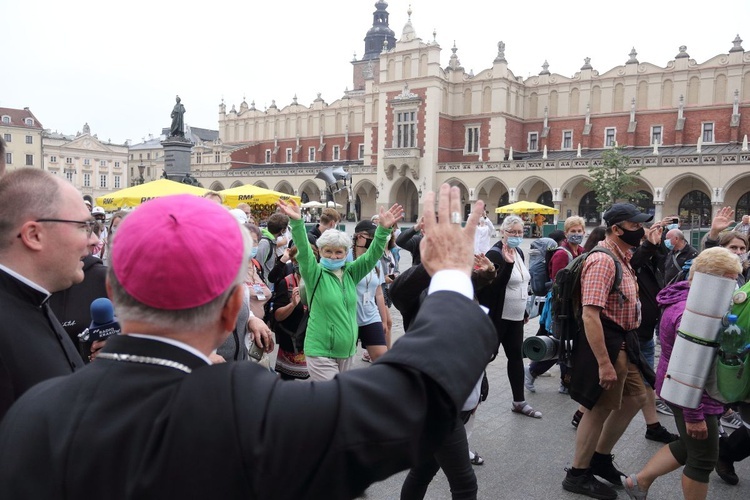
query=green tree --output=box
[585,147,646,212]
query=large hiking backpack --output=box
[528,238,560,296]
[550,247,624,367]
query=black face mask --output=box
[616,225,645,247]
[356,237,373,249]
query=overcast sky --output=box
[2,0,748,145]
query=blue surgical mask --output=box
[320,257,346,270]
[567,234,584,245]
[664,239,674,250]
[250,247,258,258]
[506,236,523,248]
[667,223,679,231]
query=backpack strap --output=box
[588,247,626,305]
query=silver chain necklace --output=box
[96,352,193,374]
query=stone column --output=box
[653,201,664,222]
[161,137,194,182]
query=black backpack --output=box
[550,247,625,367]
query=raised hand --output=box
[645,223,663,245]
[378,203,404,229]
[277,198,302,220]
[474,253,494,272]
[419,184,484,277]
[709,206,735,239]
[501,242,516,263]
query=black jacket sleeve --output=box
[389,264,431,330]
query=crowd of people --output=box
[0,157,749,499]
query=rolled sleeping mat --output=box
[661,272,737,408]
[523,335,559,362]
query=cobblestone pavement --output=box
[285,226,750,499]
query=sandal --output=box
[469,451,484,466]
[511,402,542,419]
[622,473,647,499]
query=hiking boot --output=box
[715,457,739,485]
[524,365,536,392]
[645,424,679,443]
[562,468,617,500]
[590,453,625,486]
[654,399,673,416]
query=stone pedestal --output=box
[161,137,193,181]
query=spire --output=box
[626,47,638,64]
[400,4,416,42]
[539,60,550,75]
[363,1,396,60]
[447,41,463,71]
[730,34,744,53]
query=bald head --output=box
[0,169,62,251]
[666,228,687,251]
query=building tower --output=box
[362,1,396,59]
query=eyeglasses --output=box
[36,218,97,236]
[504,229,524,237]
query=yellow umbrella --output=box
[219,184,301,209]
[495,201,559,214]
[95,179,208,210]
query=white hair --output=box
[316,228,351,251]
[501,215,524,231]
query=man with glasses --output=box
[0,168,95,419]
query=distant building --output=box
[0,107,44,173]
[43,123,129,202]
[195,2,750,224]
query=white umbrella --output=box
[301,201,325,209]
[324,201,343,208]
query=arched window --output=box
[579,191,600,226]
[301,192,310,203]
[678,190,711,226]
[736,191,750,218]
[537,190,553,207]
[630,190,655,217]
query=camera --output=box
[672,217,679,224]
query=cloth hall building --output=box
[194,1,750,225]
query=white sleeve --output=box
[427,270,473,300]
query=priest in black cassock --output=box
[0,185,496,500]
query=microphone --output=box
[78,298,121,343]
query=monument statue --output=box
[170,96,186,137]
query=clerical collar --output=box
[127,334,212,365]
[0,263,50,298]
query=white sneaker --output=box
[524,365,536,393]
[655,399,673,416]
[721,410,744,430]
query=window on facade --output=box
[651,126,662,145]
[264,150,271,163]
[66,157,73,164]
[114,176,121,189]
[25,135,32,144]
[129,154,134,160]
[308,147,316,162]
[50,156,57,163]
[147,153,151,160]
[25,154,33,166]
[332,145,340,161]
[139,153,143,160]
[215,152,220,163]
[100,175,107,188]
[605,127,616,147]
[196,152,202,164]
[100,160,106,167]
[465,126,479,154]
[395,110,416,148]
[83,173,91,187]
[2,133,10,142]
[702,122,714,143]
[562,130,573,150]
[528,132,538,151]
[358,144,365,159]
[114,161,120,168]
[286,148,293,163]
[1,116,10,124]
[5,153,11,165]
[25,118,34,126]
[83,159,90,166]
[65,171,73,182]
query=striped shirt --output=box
[580,238,640,331]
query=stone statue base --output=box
[161,137,193,182]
